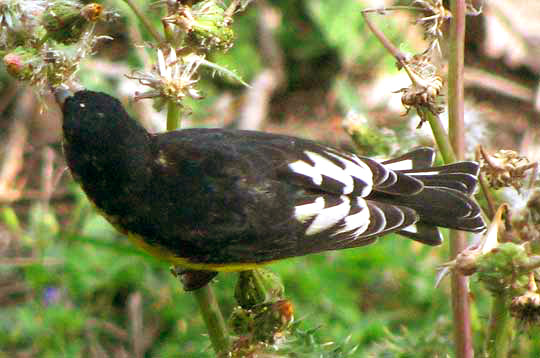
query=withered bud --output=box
[80,3,103,22]
[510,289,540,327]
[480,149,534,191]
[163,0,234,51]
[234,269,284,309]
[3,47,39,81]
[43,2,104,44]
[395,54,445,126]
[252,299,294,342]
[454,249,479,276]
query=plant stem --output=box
[486,293,512,357]
[166,100,181,131]
[192,285,231,356]
[447,1,473,357]
[122,0,164,43]
[423,109,456,163]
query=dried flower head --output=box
[126,47,203,106]
[413,0,451,54]
[162,0,234,51]
[510,189,540,243]
[480,148,536,192]
[0,0,48,49]
[395,53,444,127]
[3,32,111,91]
[510,273,540,327]
[511,290,540,327]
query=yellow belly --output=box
[89,201,271,272]
[126,232,273,272]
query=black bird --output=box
[59,90,485,285]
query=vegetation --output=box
[1,0,540,356]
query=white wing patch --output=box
[325,152,373,196]
[288,150,374,196]
[400,224,418,234]
[305,196,351,235]
[305,152,354,193]
[382,158,413,171]
[294,196,325,223]
[333,198,370,238]
[294,196,372,238]
[288,160,323,185]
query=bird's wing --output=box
[152,129,428,262]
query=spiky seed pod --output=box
[476,243,530,295]
[43,2,103,44]
[164,0,234,51]
[252,300,293,343]
[189,1,233,50]
[228,306,253,335]
[234,269,284,309]
[3,46,39,81]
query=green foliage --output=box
[3,0,540,356]
[305,1,377,66]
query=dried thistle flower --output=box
[413,0,451,54]
[42,1,104,44]
[510,189,540,243]
[510,290,540,326]
[163,0,234,52]
[394,53,444,127]
[3,32,111,90]
[0,0,47,48]
[126,47,203,107]
[480,148,536,191]
[510,273,540,327]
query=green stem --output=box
[486,293,512,357]
[122,0,164,43]
[423,109,457,164]
[166,100,181,131]
[192,285,231,356]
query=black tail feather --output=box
[373,148,485,243]
[398,222,443,246]
[399,161,480,195]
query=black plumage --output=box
[60,90,486,270]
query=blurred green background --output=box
[1,0,540,356]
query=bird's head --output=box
[57,89,149,152]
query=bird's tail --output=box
[370,148,485,245]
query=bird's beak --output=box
[53,85,73,108]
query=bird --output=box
[57,89,485,288]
